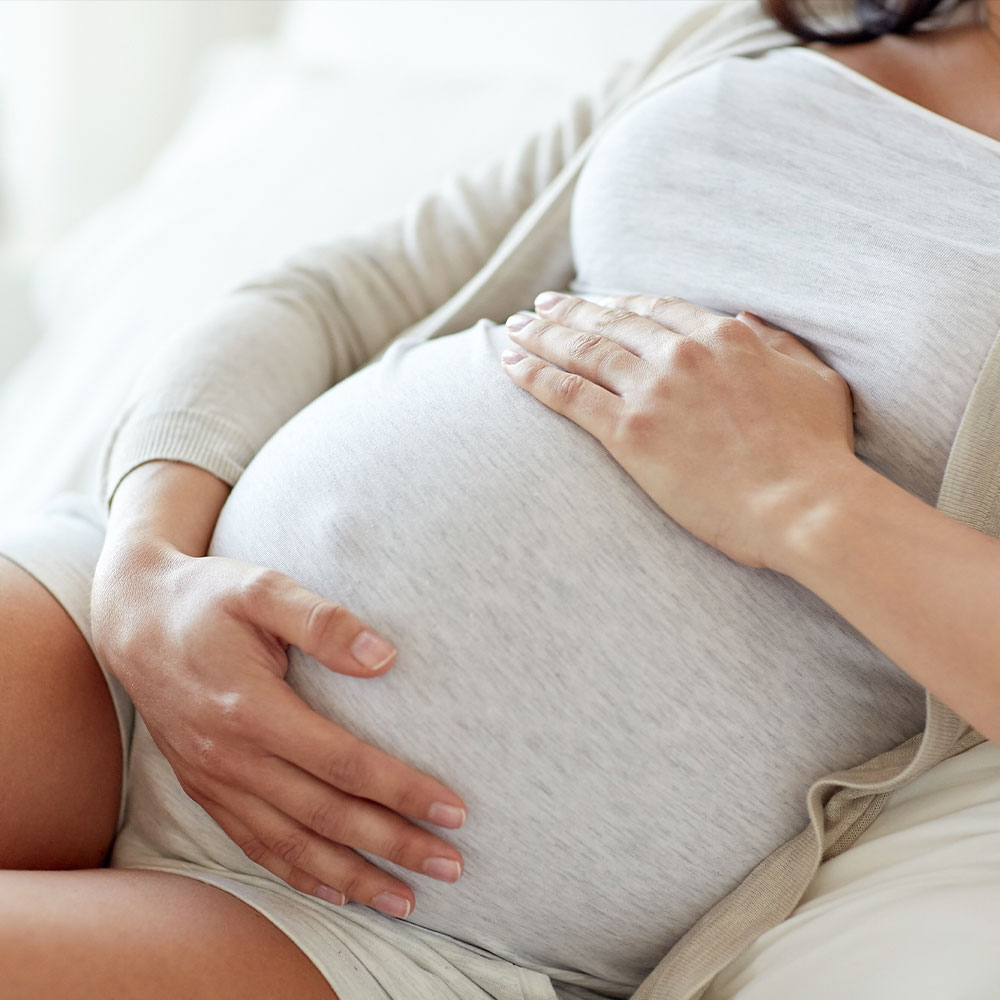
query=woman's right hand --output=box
[91,535,467,920]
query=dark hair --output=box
[759,0,982,43]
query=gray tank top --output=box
[191,44,999,998]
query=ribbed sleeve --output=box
[97,57,646,509]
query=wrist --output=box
[759,454,881,579]
[105,460,230,558]
[90,536,183,687]
[95,528,186,584]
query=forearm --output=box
[92,460,232,695]
[772,458,1000,746]
[103,460,231,559]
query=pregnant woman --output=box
[2,0,1000,997]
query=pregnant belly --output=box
[207,318,927,992]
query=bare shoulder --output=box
[805,25,1000,144]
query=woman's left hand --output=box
[500,292,859,571]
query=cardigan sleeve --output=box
[96,56,648,510]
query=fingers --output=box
[208,787,421,918]
[187,682,467,918]
[240,753,464,883]
[559,292,838,382]
[204,796,345,903]
[501,346,622,445]
[171,680,467,913]
[504,313,648,397]
[737,310,834,373]
[502,290,648,445]
[236,568,398,676]
[588,293,722,339]
[201,794,419,918]
[586,292,831,375]
[261,680,468,831]
[530,291,678,359]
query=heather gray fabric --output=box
[116,287,928,999]
[2,2,996,1000]
[569,43,1000,512]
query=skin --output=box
[807,0,1000,143]
[3,3,998,996]
[502,295,1000,748]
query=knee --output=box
[0,557,121,870]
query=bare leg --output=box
[0,869,338,998]
[0,559,338,995]
[0,556,121,869]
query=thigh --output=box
[0,556,121,869]
[0,868,338,999]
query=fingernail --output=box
[423,857,463,882]
[316,884,347,905]
[351,629,396,671]
[501,349,527,365]
[373,892,412,918]
[534,291,566,311]
[427,802,466,828]
[505,312,532,331]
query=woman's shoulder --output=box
[806,25,1000,145]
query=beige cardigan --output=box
[101,3,992,998]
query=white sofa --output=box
[0,0,708,519]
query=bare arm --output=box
[772,461,1000,746]
[503,291,999,744]
[102,460,229,558]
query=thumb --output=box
[738,310,829,373]
[242,568,397,676]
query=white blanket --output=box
[705,738,1000,998]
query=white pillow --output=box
[25,44,585,337]
[703,738,1000,999]
[0,1,712,520]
